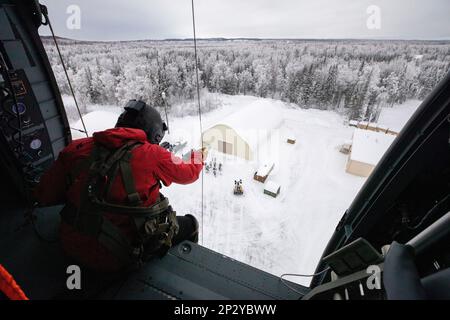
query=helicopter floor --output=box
[0,205,308,300]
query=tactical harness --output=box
[60,141,179,268]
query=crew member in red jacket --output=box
[34,100,206,272]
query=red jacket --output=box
[35,127,203,271]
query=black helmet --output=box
[116,100,168,144]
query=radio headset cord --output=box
[191,0,205,245]
[40,5,89,138]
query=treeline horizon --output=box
[44,39,450,121]
[41,36,450,43]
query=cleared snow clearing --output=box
[68,95,417,286]
[378,100,422,133]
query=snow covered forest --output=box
[43,39,450,121]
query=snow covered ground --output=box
[378,99,422,133]
[67,95,421,286]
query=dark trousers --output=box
[158,193,198,245]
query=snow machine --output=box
[0,0,449,300]
[233,180,244,195]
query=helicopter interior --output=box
[0,0,449,300]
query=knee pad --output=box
[185,214,199,232]
[185,214,199,243]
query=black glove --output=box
[160,141,171,150]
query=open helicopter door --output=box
[0,0,74,299]
[0,0,309,300]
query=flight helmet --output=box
[116,99,168,144]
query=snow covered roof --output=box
[204,100,283,146]
[256,163,274,177]
[264,181,280,194]
[358,121,369,127]
[350,129,396,166]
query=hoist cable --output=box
[70,126,88,134]
[191,0,205,245]
[162,98,170,135]
[43,9,88,137]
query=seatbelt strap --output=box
[119,151,142,206]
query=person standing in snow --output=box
[34,100,207,272]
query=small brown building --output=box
[254,163,275,183]
[287,138,296,144]
[357,121,379,132]
[339,140,353,155]
[386,129,399,136]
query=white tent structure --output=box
[202,101,283,160]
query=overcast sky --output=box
[39,0,450,41]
